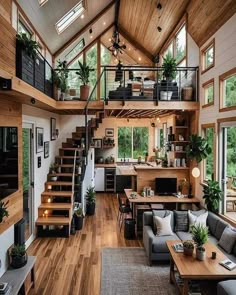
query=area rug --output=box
[101,247,177,295]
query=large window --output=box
[220,68,236,109]
[163,23,186,66]
[100,44,112,99]
[202,125,214,181]
[118,127,149,160]
[18,19,32,39]
[68,55,83,95]
[202,79,214,107]
[201,39,215,73]
[86,44,97,100]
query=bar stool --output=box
[117,194,132,231]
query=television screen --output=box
[155,178,177,195]
[0,127,18,199]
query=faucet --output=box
[123,153,126,162]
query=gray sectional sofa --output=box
[143,209,236,295]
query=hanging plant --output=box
[186,134,211,163]
[0,200,9,223]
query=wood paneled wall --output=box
[0,0,16,77]
[0,99,23,234]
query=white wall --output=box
[187,33,199,67]
[0,226,14,277]
[197,13,236,200]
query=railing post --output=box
[85,107,88,156]
[104,67,107,104]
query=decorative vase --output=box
[183,247,194,256]
[196,247,206,261]
[160,91,173,100]
[11,254,28,269]
[80,85,90,101]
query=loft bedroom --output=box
[0,1,236,295]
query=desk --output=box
[0,256,36,295]
[125,189,200,219]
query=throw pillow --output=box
[174,211,188,232]
[153,214,174,236]
[218,227,236,254]
[188,210,208,231]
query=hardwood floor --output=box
[28,193,143,295]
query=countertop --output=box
[95,164,116,168]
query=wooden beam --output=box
[54,0,116,57]
[119,26,154,62]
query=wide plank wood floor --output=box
[28,193,143,295]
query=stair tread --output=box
[58,164,74,167]
[36,216,71,225]
[39,203,72,209]
[46,181,73,185]
[48,173,80,176]
[41,191,73,196]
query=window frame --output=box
[117,126,149,161]
[201,123,216,182]
[202,78,214,108]
[201,38,215,74]
[17,17,33,39]
[219,67,236,112]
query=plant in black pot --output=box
[10,244,28,269]
[0,200,9,223]
[16,33,39,59]
[201,180,222,213]
[74,207,84,230]
[190,224,208,261]
[86,186,96,215]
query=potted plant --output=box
[74,207,84,230]
[54,60,69,101]
[86,186,96,215]
[201,180,222,213]
[0,200,9,223]
[190,224,208,261]
[162,53,177,82]
[16,33,39,59]
[183,240,194,256]
[10,244,28,269]
[186,134,211,163]
[76,61,92,101]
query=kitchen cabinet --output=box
[95,167,105,191]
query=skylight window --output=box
[65,38,85,62]
[55,1,85,34]
[38,0,48,7]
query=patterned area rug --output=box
[101,247,177,295]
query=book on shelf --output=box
[219,259,236,271]
[172,243,183,252]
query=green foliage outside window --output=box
[176,25,186,63]
[206,84,214,104]
[100,45,112,99]
[224,75,236,107]
[118,127,148,159]
[205,128,214,180]
[86,44,97,100]
[226,126,236,177]
[205,46,213,68]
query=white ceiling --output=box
[17,0,114,53]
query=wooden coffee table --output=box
[166,240,236,295]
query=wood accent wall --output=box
[0,99,23,234]
[0,0,16,77]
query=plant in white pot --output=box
[190,224,208,261]
[76,61,92,101]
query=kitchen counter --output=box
[116,166,137,176]
[95,163,116,168]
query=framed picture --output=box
[105,128,114,137]
[51,118,56,141]
[44,141,49,158]
[36,127,44,153]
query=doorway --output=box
[22,123,34,245]
[219,122,236,220]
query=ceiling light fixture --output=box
[157,3,162,10]
[157,26,162,32]
[103,21,106,25]
[107,30,126,57]
[81,14,84,19]
[38,0,48,7]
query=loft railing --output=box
[15,40,53,98]
[101,65,198,104]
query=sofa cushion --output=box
[154,214,174,236]
[207,211,221,236]
[218,280,236,295]
[176,231,192,241]
[152,210,174,232]
[152,233,179,253]
[215,219,228,240]
[188,210,208,230]
[174,211,188,232]
[218,227,236,254]
[208,234,219,245]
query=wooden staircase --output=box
[36,113,104,237]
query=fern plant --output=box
[186,134,211,163]
[201,180,222,212]
[86,186,96,205]
[11,244,26,258]
[76,61,92,85]
[0,200,9,223]
[16,33,39,59]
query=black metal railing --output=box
[101,65,198,103]
[16,40,53,98]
